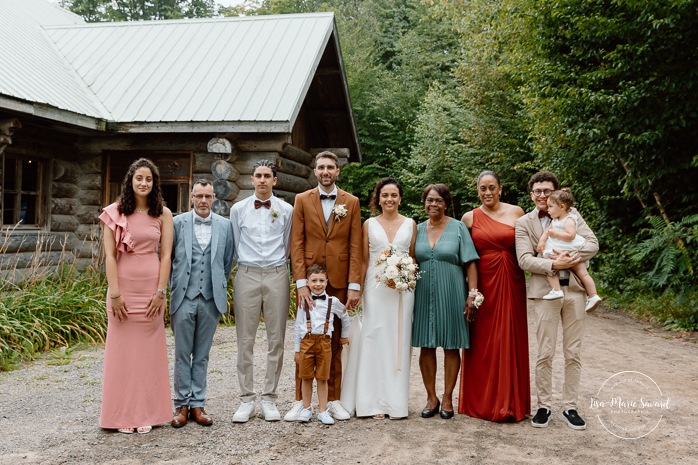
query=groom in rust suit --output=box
[284,150,362,421]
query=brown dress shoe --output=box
[171,406,188,428]
[190,407,213,426]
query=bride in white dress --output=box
[341,178,417,418]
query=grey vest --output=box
[185,238,213,301]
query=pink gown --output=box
[98,204,171,429]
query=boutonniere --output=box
[332,204,347,221]
[270,208,280,223]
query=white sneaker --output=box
[232,401,255,423]
[260,400,280,421]
[542,289,564,300]
[283,400,304,422]
[317,410,335,425]
[296,407,313,422]
[585,294,602,312]
[327,400,350,420]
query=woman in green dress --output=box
[413,184,479,419]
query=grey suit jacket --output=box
[515,207,599,298]
[169,210,234,315]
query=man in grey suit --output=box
[170,179,234,428]
[515,171,598,431]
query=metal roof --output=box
[0,1,344,134]
[0,0,110,127]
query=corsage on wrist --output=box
[468,288,485,308]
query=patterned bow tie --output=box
[538,210,551,220]
[195,216,212,225]
[312,294,326,300]
[254,199,271,209]
[320,194,336,200]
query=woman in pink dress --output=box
[98,158,174,434]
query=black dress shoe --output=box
[440,409,454,419]
[421,400,440,418]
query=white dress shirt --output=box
[293,292,351,352]
[193,212,212,248]
[230,194,293,267]
[319,185,338,223]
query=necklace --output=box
[136,208,148,214]
[428,217,446,228]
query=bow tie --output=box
[195,216,212,225]
[312,294,326,300]
[254,199,271,209]
[538,210,551,220]
[320,194,336,200]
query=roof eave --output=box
[108,121,293,134]
[0,95,107,131]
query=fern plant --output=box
[631,214,698,290]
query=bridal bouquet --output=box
[374,245,420,293]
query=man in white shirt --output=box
[230,160,294,422]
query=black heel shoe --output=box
[439,408,454,419]
[421,400,440,418]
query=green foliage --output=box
[631,214,698,290]
[0,266,108,370]
[65,0,217,21]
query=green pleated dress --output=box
[412,218,479,349]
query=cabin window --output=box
[1,155,46,228]
[104,152,192,215]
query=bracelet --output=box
[157,288,167,296]
[110,294,121,299]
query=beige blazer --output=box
[515,207,599,298]
[290,187,363,290]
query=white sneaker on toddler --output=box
[296,407,313,422]
[585,294,602,312]
[542,289,564,300]
[317,410,335,425]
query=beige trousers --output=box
[234,265,290,403]
[532,285,586,411]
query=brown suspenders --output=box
[304,297,333,337]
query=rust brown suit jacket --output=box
[290,187,362,291]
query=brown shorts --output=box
[299,334,332,380]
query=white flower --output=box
[385,265,399,279]
[374,245,421,294]
[270,208,280,223]
[332,204,348,221]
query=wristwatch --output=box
[157,288,167,296]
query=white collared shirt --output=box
[319,185,338,223]
[230,194,293,267]
[293,292,350,352]
[193,212,212,248]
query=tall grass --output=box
[0,229,107,370]
[0,227,300,370]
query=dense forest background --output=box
[58,0,698,329]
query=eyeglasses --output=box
[425,197,445,204]
[532,189,554,197]
[193,194,214,200]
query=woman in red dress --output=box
[458,171,530,422]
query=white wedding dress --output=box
[341,217,415,418]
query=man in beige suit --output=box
[285,151,362,421]
[515,171,598,430]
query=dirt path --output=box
[0,307,695,465]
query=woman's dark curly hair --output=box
[421,183,452,209]
[370,177,403,215]
[117,158,165,217]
